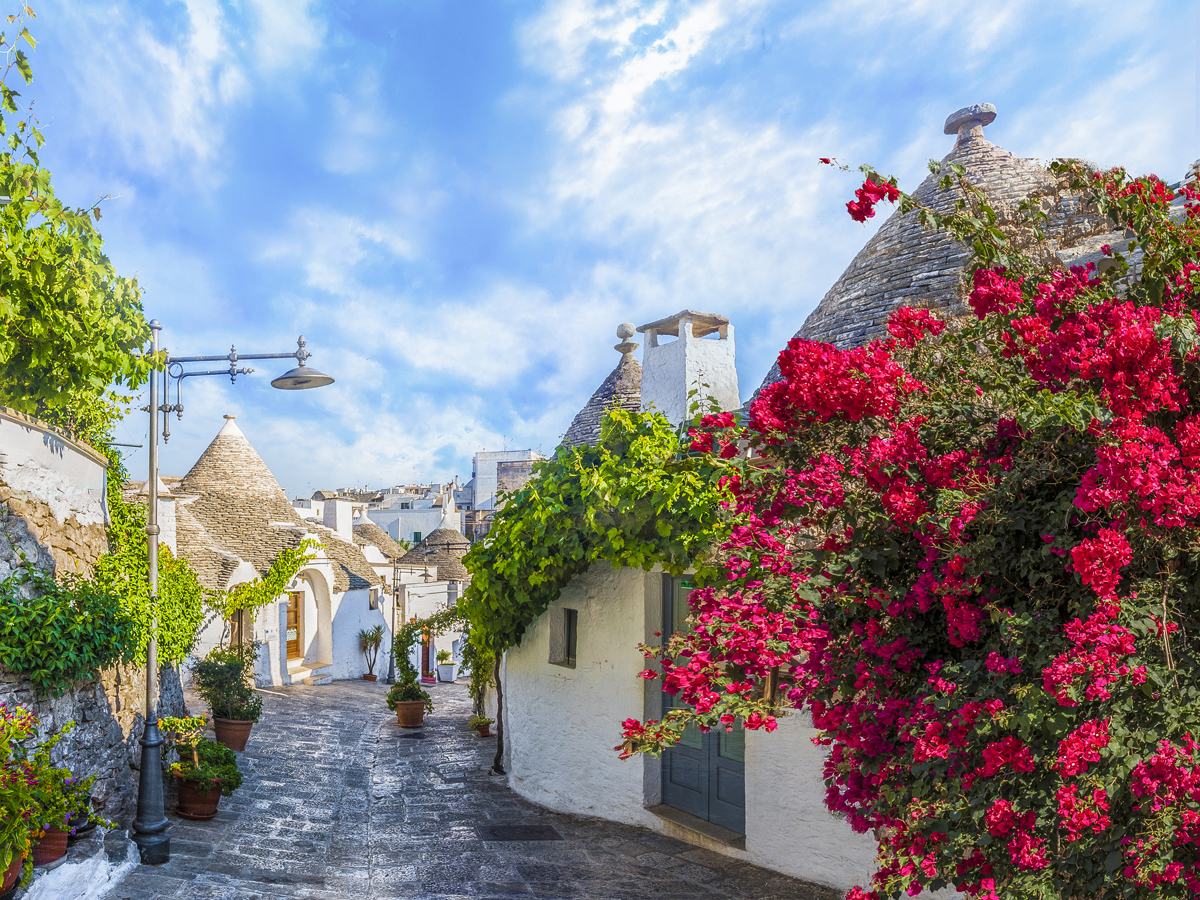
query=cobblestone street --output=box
[110,680,832,900]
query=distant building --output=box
[295,481,464,547]
[460,449,543,539]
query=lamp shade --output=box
[270,365,334,390]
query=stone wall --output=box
[0,407,186,825]
[0,665,186,825]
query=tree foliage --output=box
[460,408,728,653]
[622,163,1200,899]
[0,8,154,437]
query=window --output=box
[412,531,422,543]
[548,607,578,668]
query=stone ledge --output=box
[646,803,746,851]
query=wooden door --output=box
[661,575,745,833]
[286,592,302,659]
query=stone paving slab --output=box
[108,680,838,900]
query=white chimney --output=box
[637,310,739,425]
[322,497,355,541]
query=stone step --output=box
[302,674,333,686]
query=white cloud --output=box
[48,0,246,174]
[246,0,325,73]
[320,72,390,175]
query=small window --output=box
[548,607,578,668]
[413,531,422,543]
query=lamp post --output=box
[132,321,333,865]
[385,555,404,684]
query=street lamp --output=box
[385,555,406,685]
[132,320,333,865]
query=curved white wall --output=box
[502,560,878,891]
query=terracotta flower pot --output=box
[31,826,67,867]
[476,725,491,737]
[1,852,21,891]
[362,674,378,682]
[213,717,254,752]
[174,773,221,820]
[393,700,426,728]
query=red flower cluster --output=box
[886,307,945,348]
[618,163,1200,900]
[847,176,900,223]
[1053,718,1110,776]
[748,338,920,437]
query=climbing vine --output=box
[460,408,729,654]
[92,449,204,666]
[392,606,464,683]
[0,565,134,697]
[204,539,320,624]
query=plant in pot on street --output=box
[160,716,243,820]
[0,706,39,891]
[358,624,384,681]
[193,645,263,751]
[25,722,111,868]
[387,681,433,728]
[467,715,493,737]
[435,648,457,683]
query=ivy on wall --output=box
[92,450,204,666]
[459,408,728,654]
[204,539,320,625]
[0,566,134,697]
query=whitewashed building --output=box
[170,416,404,686]
[497,312,878,892]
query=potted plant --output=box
[161,716,244,820]
[387,681,433,728]
[193,645,263,751]
[435,649,458,683]
[27,723,106,868]
[467,715,494,737]
[421,670,437,685]
[358,625,384,681]
[0,706,38,891]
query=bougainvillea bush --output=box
[622,162,1200,899]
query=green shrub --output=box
[0,566,135,697]
[192,647,263,722]
[160,716,243,796]
[387,681,432,714]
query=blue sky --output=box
[18,0,1196,497]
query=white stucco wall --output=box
[328,587,387,680]
[505,562,655,827]
[502,560,879,892]
[0,407,108,527]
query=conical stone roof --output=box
[175,416,380,592]
[759,104,1116,392]
[562,324,642,449]
[400,527,471,582]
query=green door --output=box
[661,575,746,834]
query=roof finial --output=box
[224,414,237,420]
[944,103,997,146]
[615,322,639,356]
